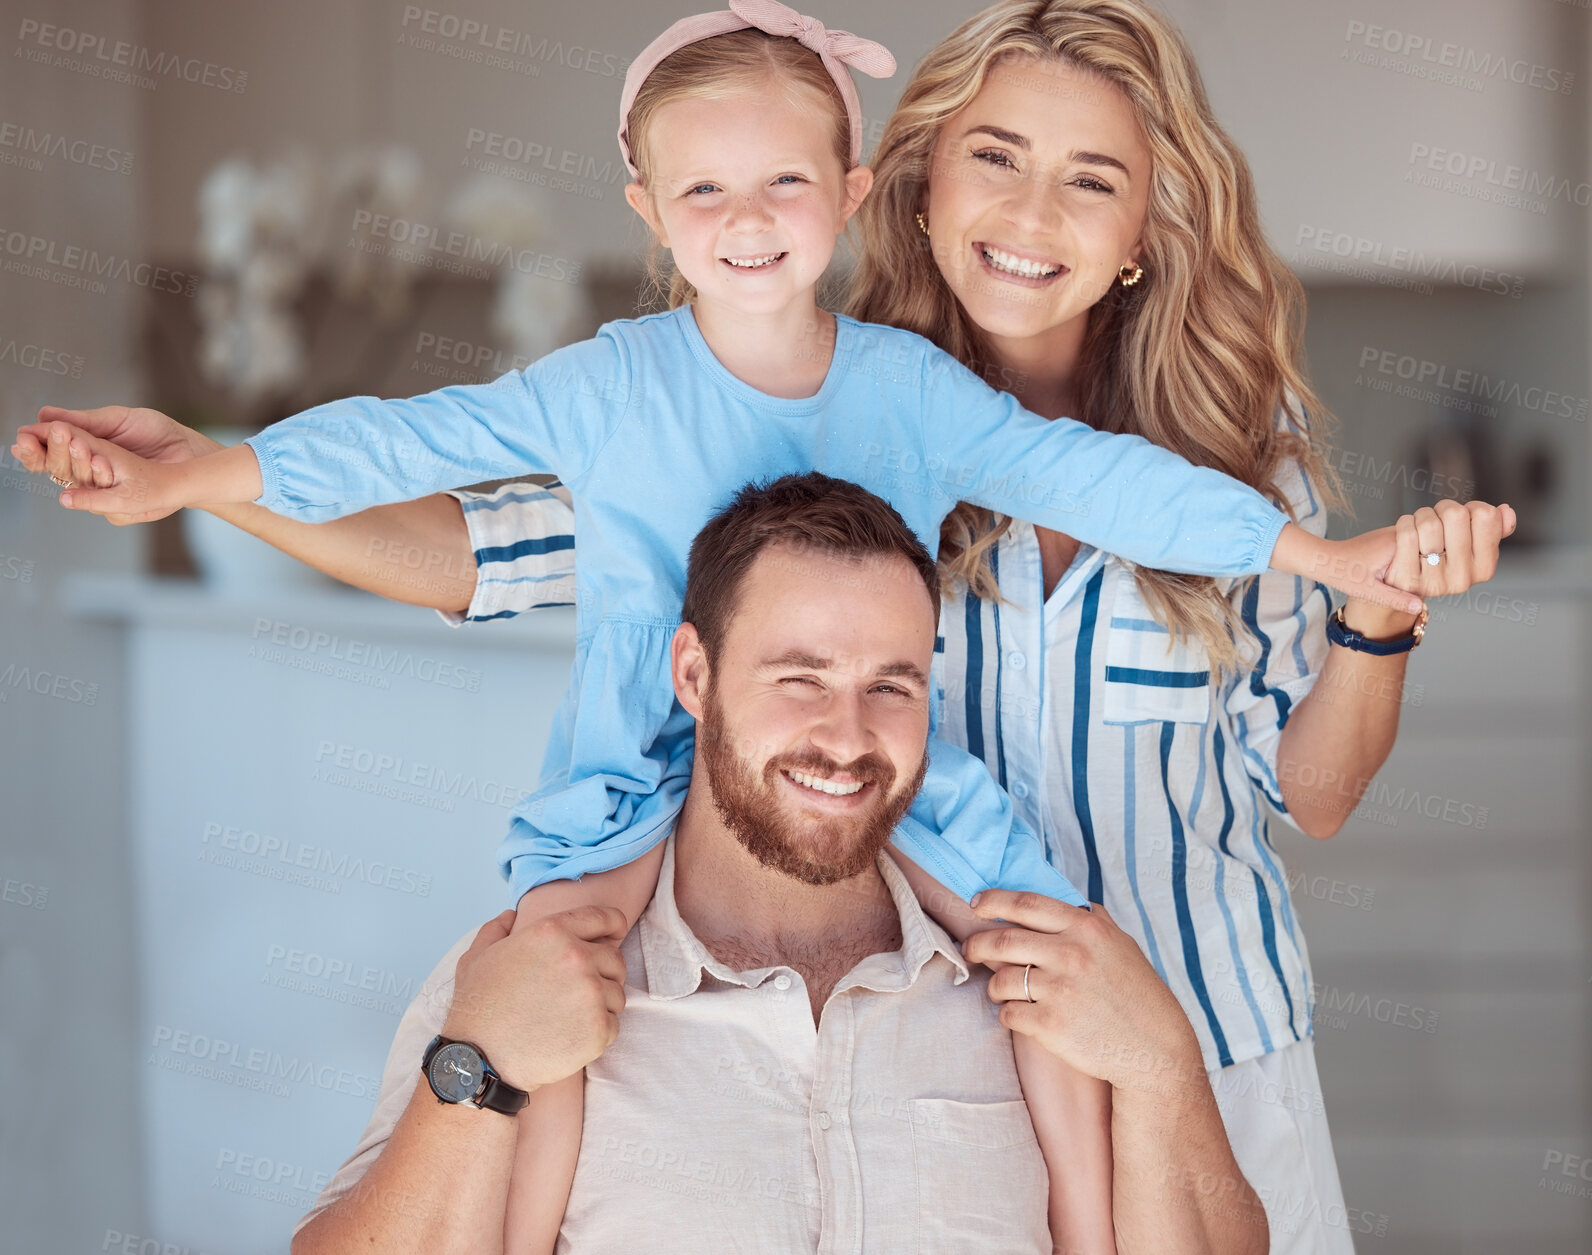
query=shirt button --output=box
[773,974,792,991]
[1007,651,1027,671]
[1012,781,1030,800]
[816,1112,832,1130]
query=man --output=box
[281,472,1264,1253]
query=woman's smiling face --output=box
[925,54,1153,346]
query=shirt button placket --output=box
[810,997,862,1255]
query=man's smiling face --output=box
[690,541,935,886]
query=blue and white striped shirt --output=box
[440,438,1330,1071]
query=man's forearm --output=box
[1110,1060,1268,1255]
[201,494,477,614]
[292,1078,519,1255]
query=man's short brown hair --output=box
[681,473,940,662]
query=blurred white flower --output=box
[194,151,589,411]
[196,158,257,273]
[328,144,425,312]
[446,176,551,251]
[449,176,585,360]
[492,268,588,363]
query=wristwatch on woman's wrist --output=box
[1326,603,1429,655]
[422,1034,530,1115]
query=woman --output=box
[21,1,1512,1248]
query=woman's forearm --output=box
[201,494,478,614]
[1275,600,1418,838]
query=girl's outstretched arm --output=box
[14,416,263,518]
[916,350,1425,615]
[15,408,481,613]
[23,329,632,526]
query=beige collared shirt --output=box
[296,836,1051,1252]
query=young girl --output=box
[22,4,1420,1250]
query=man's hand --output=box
[964,890,1204,1097]
[441,905,629,1092]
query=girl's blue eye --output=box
[775,174,804,184]
[688,184,718,195]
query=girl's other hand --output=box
[13,420,189,522]
[1270,522,1418,615]
[15,407,220,525]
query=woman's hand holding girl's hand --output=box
[1339,500,1518,637]
[1270,500,1517,620]
[13,407,221,525]
[12,409,264,521]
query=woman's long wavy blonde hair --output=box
[847,0,1345,673]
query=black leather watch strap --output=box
[479,1073,532,1115]
[422,1034,530,1115]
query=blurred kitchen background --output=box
[0,1,1588,1252]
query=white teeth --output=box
[786,770,864,796]
[724,253,782,268]
[983,246,1061,278]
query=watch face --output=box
[429,1042,485,1103]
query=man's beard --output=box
[697,682,927,887]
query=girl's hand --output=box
[1340,500,1517,637]
[1270,522,1422,616]
[12,420,190,521]
[14,408,220,525]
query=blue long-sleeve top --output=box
[247,306,1289,907]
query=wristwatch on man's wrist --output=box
[421,1034,530,1115]
[1326,603,1429,655]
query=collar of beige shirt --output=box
[638,832,973,1000]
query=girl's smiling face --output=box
[625,83,872,317]
[925,55,1152,347]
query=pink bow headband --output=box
[617,0,897,180]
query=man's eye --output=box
[781,676,820,687]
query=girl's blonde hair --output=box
[847,0,1345,674]
[625,28,852,310]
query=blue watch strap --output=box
[1325,605,1427,655]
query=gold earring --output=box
[915,211,930,237]
[1118,262,1144,287]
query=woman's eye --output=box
[1073,175,1114,193]
[973,149,1016,169]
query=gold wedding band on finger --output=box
[49,474,74,489]
[1023,963,1035,1003]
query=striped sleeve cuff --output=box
[434,482,577,627]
